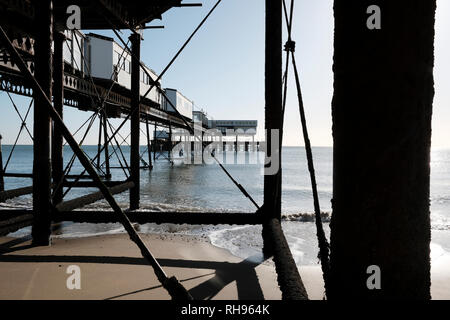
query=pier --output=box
[0,0,305,300]
[0,0,438,301]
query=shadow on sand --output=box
[0,240,268,300]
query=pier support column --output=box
[168,122,173,161]
[129,32,141,210]
[329,0,436,299]
[153,123,157,161]
[32,0,53,245]
[96,114,102,171]
[0,134,4,192]
[262,0,283,255]
[146,117,153,170]
[201,131,204,163]
[102,113,111,179]
[52,31,65,205]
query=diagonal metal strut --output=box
[0,24,192,301]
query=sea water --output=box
[2,146,450,266]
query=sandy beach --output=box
[0,232,448,300]
[0,233,288,300]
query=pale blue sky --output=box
[0,0,448,147]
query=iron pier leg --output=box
[103,113,111,179]
[329,0,436,299]
[146,117,153,170]
[262,0,283,256]
[0,134,4,192]
[153,123,157,161]
[52,31,65,205]
[129,32,141,210]
[96,113,103,172]
[201,131,204,163]
[168,122,173,163]
[32,0,53,245]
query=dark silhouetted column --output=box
[129,32,141,210]
[330,0,436,299]
[52,31,65,205]
[32,0,53,245]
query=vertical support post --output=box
[97,114,103,171]
[153,123,157,161]
[262,0,283,254]
[103,113,111,179]
[52,31,65,205]
[129,32,141,210]
[168,122,173,161]
[329,0,436,299]
[32,0,53,245]
[145,117,153,170]
[201,131,204,163]
[0,134,4,192]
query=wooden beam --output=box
[2,173,33,178]
[0,213,33,228]
[0,218,33,236]
[55,181,134,212]
[62,180,128,188]
[53,210,262,225]
[0,186,33,202]
[0,210,262,226]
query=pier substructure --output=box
[129,32,141,210]
[31,0,53,245]
[52,31,65,205]
[0,135,4,192]
[102,113,111,179]
[96,114,103,170]
[153,123,157,161]
[145,117,153,170]
[262,0,283,255]
[329,0,436,299]
[168,121,173,160]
